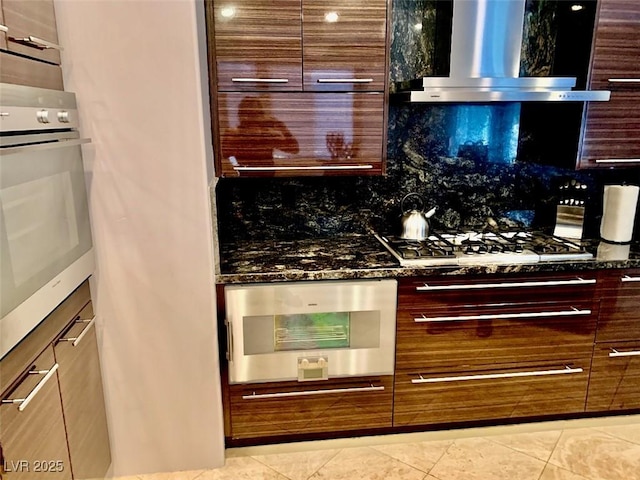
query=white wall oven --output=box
[224,279,397,384]
[0,84,94,359]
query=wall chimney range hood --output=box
[407,0,610,103]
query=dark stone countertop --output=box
[216,234,640,284]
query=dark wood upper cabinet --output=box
[205,0,390,176]
[217,92,384,176]
[578,0,640,168]
[302,0,388,92]
[211,0,303,91]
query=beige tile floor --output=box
[116,414,640,480]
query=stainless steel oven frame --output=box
[224,279,398,384]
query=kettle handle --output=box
[401,193,425,214]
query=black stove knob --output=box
[489,245,501,254]
[477,245,488,254]
[464,245,475,255]
[514,244,524,253]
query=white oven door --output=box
[225,279,397,384]
[0,133,94,358]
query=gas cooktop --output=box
[375,231,593,267]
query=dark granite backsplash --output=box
[215,0,640,245]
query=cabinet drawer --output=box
[0,51,63,90]
[2,0,61,65]
[0,346,72,479]
[399,273,598,311]
[217,92,384,176]
[229,375,393,439]
[211,0,303,91]
[393,359,590,427]
[396,301,597,370]
[302,0,388,92]
[587,341,640,412]
[597,294,640,343]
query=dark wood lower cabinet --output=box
[229,376,393,440]
[587,341,640,412]
[393,359,591,427]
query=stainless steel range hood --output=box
[409,0,610,103]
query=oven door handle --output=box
[242,384,385,400]
[1,138,91,156]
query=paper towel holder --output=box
[599,184,639,244]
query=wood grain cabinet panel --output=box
[54,317,111,480]
[2,0,61,65]
[0,346,72,479]
[229,376,393,440]
[578,0,640,168]
[595,270,640,343]
[217,92,384,176]
[210,0,303,91]
[393,358,591,427]
[302,0,388,92]
[396,301,598,371]
[587,341,640,412]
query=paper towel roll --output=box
[600,185,640,243]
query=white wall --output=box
[53,0,225,475]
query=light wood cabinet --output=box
[0,281,111,479]
[0,346,72,479]
[205,0,390,177]
[394,273,598,428]
[54,309,111,480]
[0,0,63,90]
[578,0,640,168]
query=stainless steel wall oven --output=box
[224,279,398,384]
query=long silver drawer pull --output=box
[595,159,640,164]
[2,364,59,411]
[224,319,233,362]
[231,78,289,83]
[416,277,595,291]
[608,78,640,83]
[58,317,95,347]
[234,165,374,171]
[609,348,640,358]
[1,138,91,156]
[411,365,583,384]
[9,35,63,50]
[242,384,384,400]
[317,78,374,83]
[0,24,8,33]
[414,307,591,323]
[621,275,640,282]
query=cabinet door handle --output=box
[58,317,95,347]
[242,384,384,400]
[0,24,8,33]
[595,159,640,164]
[224,319,233,362]
[234,165,374,172]
[1,364,59,411]
[8,35,63,51]
[608,78,640,84]
[414,307,591,323]
[621,275,640,283]
[609,348,640,358]
[231,78,289,83]
[317,78,374,83]
[411,365,583,384]
[416,277,595,291]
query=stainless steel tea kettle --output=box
[400,193,436,241]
